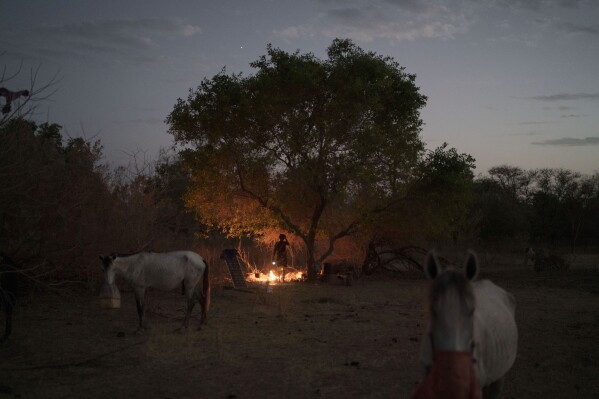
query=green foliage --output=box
[37,122,64,148]
[167,39,428,278]
[411,143,476,241]
[420,143,475,186]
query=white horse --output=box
[413,251,518,399]
[99,251,210,332]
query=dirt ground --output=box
[1,254,598,399]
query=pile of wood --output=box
[361,240,434,275]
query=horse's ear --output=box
[464,250,479,281]
[424,250,441,280]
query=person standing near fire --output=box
[272,234,290,282]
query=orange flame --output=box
[246,269,304,283]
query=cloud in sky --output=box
[526,93,599,101]
[486,0,599,46]
[276,0,474,42]
[278,0,598,45]
[518,121,555,125]
[532,137,599,146]
[1,18,200,64]
[557,21,599,36]
[561,114,587,118]
[509,131,543,136]
[485,0,594,11]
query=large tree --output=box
[417,143,476,242]
[167,39,427,281]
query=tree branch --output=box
[316,193,416,263]
[235,161,307,241]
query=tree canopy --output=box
[167,39,428,280]
[415,143,476,242]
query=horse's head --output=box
[424,250,479,353]
[99,254,118,285]
[412,251,483,399]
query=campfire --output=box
[246,269,304,283]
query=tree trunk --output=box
[306,242,319,282]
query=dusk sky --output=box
[2,0,598,174]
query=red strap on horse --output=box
[411,350,482,399]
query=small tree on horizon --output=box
[167,39,427,281]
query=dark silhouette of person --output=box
[272,234,290,282]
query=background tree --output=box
[529,168,599,247]
[0,118,213,287]
[473,165,532,241]
[487,165,533,200]
[167,39,427,281]
[0,58,215,289]
[470,165,599,249]
[362,143,476,243]
[0,118,110,283]
[415,143,476,243]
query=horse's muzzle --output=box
[411,350,482,399]
[99,282,121,309]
